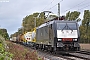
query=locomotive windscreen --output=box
[57,22,78,38]
[57,23,77,30]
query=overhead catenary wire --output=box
[77,1,90,7]
[78,4,90,10]
[37,0,55,18]
[64,0,86,12]
[48,0,63,10]
[42,0,55,11]
[48,4,58,10]
[38,0,63,18]
[58,0,63,3]
[77,1,90,11]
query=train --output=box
[10,29,36,46]
[35,18,80,52]
[21,31,36,46]
[11,17,80,53]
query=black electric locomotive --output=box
[35,17,80,52]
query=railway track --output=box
[18,43,77,60]
[32,48,88,60]
[30,47,90,60]
[69,52,90,60]
[11,41,90,60]
[77,50,90,55]
[54,54,82,60]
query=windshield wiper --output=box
[61,23,73,33]
[61,23,67,31]
[67,25,73,33]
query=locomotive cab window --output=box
[57,23,77,30]
[67,23,77,30]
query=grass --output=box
[6,41,43,60]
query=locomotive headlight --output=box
[58,39,62,41]
[73,39,77,41]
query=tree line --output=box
[0,29,9,40]
[11,10,90,43]
[0,29,13,60]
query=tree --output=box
[11,12,58,37]
[79,10,90,43]
[65,11,81,22]
[0,29,9,40]
[22,12,45,32]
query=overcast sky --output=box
[0,0,90,36]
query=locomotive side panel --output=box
[36,26,49,44]
[36,22,55,46]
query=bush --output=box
[0,35,13,60]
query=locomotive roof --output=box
[37,20,77,29]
